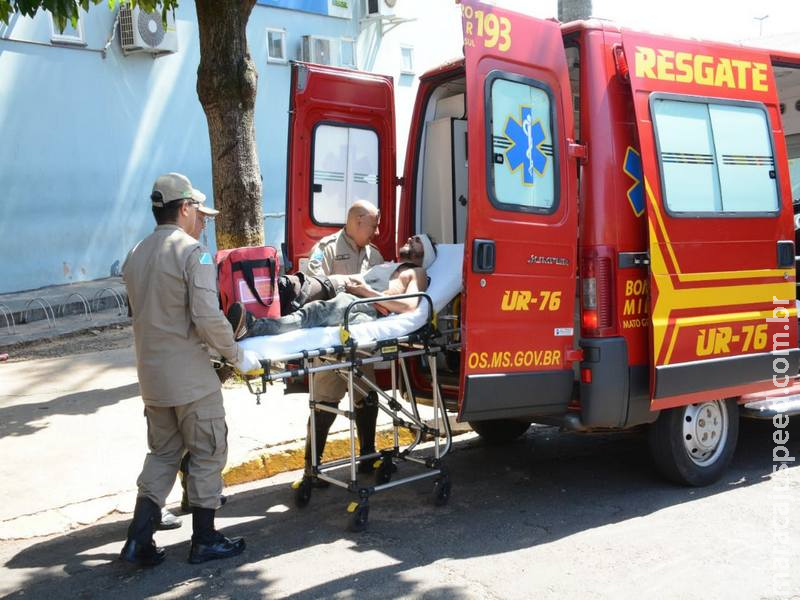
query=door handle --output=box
[777,240,795,269]
[472,239,495,273]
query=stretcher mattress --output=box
[240,244,464,360]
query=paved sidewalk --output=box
[0,343,457,541]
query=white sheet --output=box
[241,244,464,360]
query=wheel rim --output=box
[681,401,728,466]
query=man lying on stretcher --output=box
[226,234,437,339]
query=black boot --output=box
[304,409,337,486]
[120,497,165,567]
[188,507,246,564]
[355,396,379,474]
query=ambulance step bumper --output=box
[741,396,800,419]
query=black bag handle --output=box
[233,258,276,307]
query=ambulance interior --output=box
[774,63,800,297]
[410,78,468,398]
[774,66,800,202]
[413,80,469,247]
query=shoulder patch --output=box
[311,249,324,261]
[199,252,213,265]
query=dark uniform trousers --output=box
[137,390,227,510]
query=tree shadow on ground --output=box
[2,419,798,598]
[0,382,140,438]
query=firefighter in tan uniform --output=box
[119,173,259,567]
[302,200,384,479]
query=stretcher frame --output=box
[234,292,459,531]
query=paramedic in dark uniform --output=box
[119,172,259,567]
[302,200,384,477]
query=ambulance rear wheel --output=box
[648,398,739,487]
[469,419,531,445]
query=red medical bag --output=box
[215,246,280,319]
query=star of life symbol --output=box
[505,107,547,185]
[623,146,644,217]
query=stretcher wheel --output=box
[375,457,396,485]
[293,477,313,508]
[432,476,451,507]
[347,502,369,532]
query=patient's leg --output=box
[243,294,379,337]
[303,293,381,326]
[245,312,302,336]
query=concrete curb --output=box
[223,427,420,486]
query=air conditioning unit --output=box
[119,5,178,56]
[363,0,396,18]
[301,35,337,65]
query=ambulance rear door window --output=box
[652,96,779,215]
[311,123,379,225]
[487,75,557,213]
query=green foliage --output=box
[0,0,180,32]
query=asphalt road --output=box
[1,418,799,599]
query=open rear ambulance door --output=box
[285,62,397,269]
[620,33,799,409]
[458,1,579,422]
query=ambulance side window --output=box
[653,97,779,215]
[487,75,557,213]
[311,123,380,225]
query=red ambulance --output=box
[283,0,800,487]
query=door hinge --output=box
[568,140,588,163]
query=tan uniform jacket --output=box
[123,225,242,407]
[303,229,384,281]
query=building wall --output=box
[358,2,462,175]
[0,0,471,293]
[0,1,357,293]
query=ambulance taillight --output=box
[580,250,615,337]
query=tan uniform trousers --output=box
[314,364,375,408]
[136,390,227,510]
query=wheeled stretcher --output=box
[230,244,464,531]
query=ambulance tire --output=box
[648,398,739,487]
[469,419,531,445]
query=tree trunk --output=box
[558,0,592,22]
[195,0,264,249]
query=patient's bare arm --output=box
[345,268,427,314]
